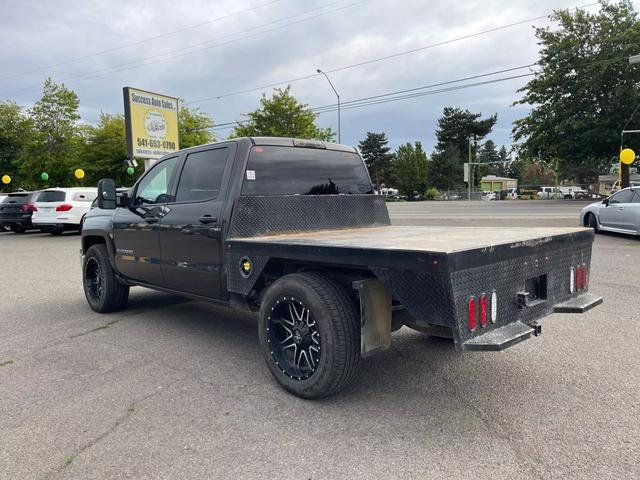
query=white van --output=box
[537,186,562,199]
[32,188,98,235]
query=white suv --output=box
[32,188,98,235]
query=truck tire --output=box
[259,272,360,399]
[83,244,129,313]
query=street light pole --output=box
[316,69,340,143]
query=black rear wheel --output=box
[83,244,129,313]
[259,272,361,399]
[586,213,598,232]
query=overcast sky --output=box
[1,0,636,152]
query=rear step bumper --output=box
[553,293,603,313]
[463,293,602,352]
[462,321,533,351]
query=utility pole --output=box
[316,69,340,143]
[620,54,640,188]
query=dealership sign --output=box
[123,87,179,160]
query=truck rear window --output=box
[36,191,66,202]
[241,146,373,196]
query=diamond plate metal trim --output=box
[225,253,270,295]
[374,239,594,349]
[227,195,390,239]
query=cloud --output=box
[0,0,621,151]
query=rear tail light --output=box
[22,203,37,212]
[569,267,575,294]
[575,266,582,291]
[582,266,588,290]
[56,204,73,212]
[490,290,498,323]
[468,297,477,332]
[479,294,487,328]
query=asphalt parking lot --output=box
[1,200,639,480]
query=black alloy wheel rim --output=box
[266,297,321,380]
[85,258,103,302]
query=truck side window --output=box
[175,148,229,202]
[135,157,178,205]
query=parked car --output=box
[538,186,562,199]
[32,187,98,235]
[0,191,39,233]
[0,195,7,231]
[481,191,497,201]
[499,188,518,200]
[558,186,590,199]
[580,186,640,236]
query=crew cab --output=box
[82,137,602,398]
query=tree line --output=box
[1,2,638,193]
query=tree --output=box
[178,104,216,148]
[393,141,427,196]
[479,140,500,164]
[428,106,497,190]
[479,140,509,177]
[0,101,32,190]
[21,78,82,185]
[231,86,333,141]
[358,132,394,188]
[435,107,497,156]
[513,1,640,183]
[82,113,134,186]
[428,144,463,191]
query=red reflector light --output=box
[22,203,37,212]
[480,294,487,328]
[254,146,264,153]
[468,297,477,332]
[582,266,588,289]
[575,266,582,291]
[56,204,73,212]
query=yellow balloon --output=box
[74,169,85,179]
[620,148,636,165]
[1,175,10,185]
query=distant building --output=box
[597,174,640,196]
[481,175,518,192]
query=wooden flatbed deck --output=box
[229,226,590,254]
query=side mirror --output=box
[97,178,117,210]
[602,198,609,206]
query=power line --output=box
[1,0,363,98]
[0,0,283,82]
[208,72,535,131]
[187,2,600,106]
[207,53,629,131]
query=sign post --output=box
[123,87,179,170]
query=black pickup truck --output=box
[82,137,602,398]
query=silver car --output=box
[580,187,640,236]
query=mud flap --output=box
[353,279,392,357]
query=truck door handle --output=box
[199,215,218,224]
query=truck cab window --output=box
[241,146,373,196]
[175,148,229,202]
[135,157,178,205]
